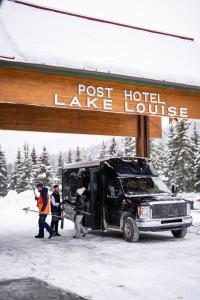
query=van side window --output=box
[107,179,120,197]
[70,171,79,198]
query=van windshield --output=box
[121,177,171,196]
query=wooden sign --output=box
[0,67,200,120]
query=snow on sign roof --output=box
[0,0,200,87]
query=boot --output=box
[35,235,44,239]
[48,232,56,239]
[55,233,61,236]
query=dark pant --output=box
[38,214,53,237]
[51,219,59,233]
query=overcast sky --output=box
[1,0,200,162]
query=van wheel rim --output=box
[124,223,131,238]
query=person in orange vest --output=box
[35,182,55,239]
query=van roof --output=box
[63,156,150,170]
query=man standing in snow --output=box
[50,185,62,236]
[35,182,55,239]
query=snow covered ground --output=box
[0,191,200,300]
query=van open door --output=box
[84,168,102,230]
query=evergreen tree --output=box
[175,120,195,192]
[108,137,117,157]
[164,123,177,186]
[30,147,38,187]
[124,137,136,157]
[56,152,63,182]
[31,146,37,165]
[75,146,81,162]
[19,142,32,192]
[190,124,200,191]
[0,146,8,196]
[36,147,53,187]
[7,163,13,183]
[196,147,200,192]
[166,120,194,192]
[10,149,24,193]
[99,140,107,159]
[66,148,72,164]
[151,140,165,178]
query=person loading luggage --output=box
[74,187,88,238]
[66,186,88,239]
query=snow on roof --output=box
[0,0,200,87]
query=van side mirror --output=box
[171,184,177,194]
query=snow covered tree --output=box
[164,123,178,186]
[36,147,53,187]
[0,146,8,196]
[196,148,200,192]
[56,152,63,183]
[31,146,37,165]
[165,120,194,192]
[66,148,72,164]
[124,137,136,157]
[193,124,200,191]
[151,140,166,178]
[175,120,195,192]
[190,124,200,191]
[7,163,13,183]
[10,149,24,193]
[19,142,32,192]
[30,147,38,188]
[99,140,107,159]
[75,146,81,162]
[108,137,117,157]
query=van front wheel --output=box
[171,227,187,238]
[123,217,139,243]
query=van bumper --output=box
[137,216,192,232]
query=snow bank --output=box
[0,190,37,232]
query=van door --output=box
[104,179,122,226]
[89,168,102,230]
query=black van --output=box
[62,157,192,242]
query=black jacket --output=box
[66,195,86,215]
[50,191,61,215]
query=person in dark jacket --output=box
[50,185,62,236]
[35,182,55,239]
[66,187,88,238]
[73,187,88,238]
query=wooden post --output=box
[136,115,150,157]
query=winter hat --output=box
[36,182,44,188]
[77,187,86,195]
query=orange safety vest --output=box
[37,192,51,215]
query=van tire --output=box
[171,227,187,238]
[123,217,139,242]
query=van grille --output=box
[151,202,186,219]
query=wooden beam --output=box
[136,115,150,157]
[0,103,161,138]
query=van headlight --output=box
[138,206,151,219]
[186,203,191,215]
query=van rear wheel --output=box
[171,227,187,238]
[123,217,139,243]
